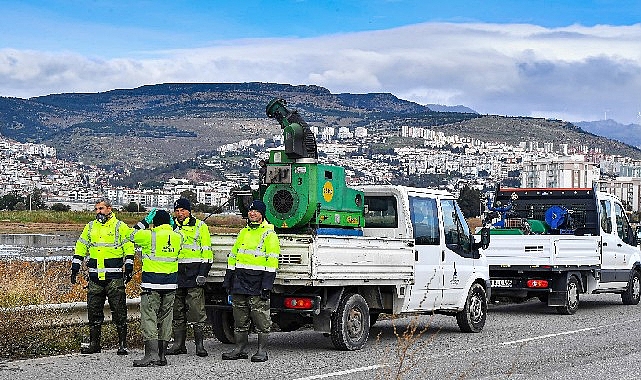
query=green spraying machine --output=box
[258,98,365,233]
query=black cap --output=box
[153,210,171,226]
[248,200,267,217]
[174,198,191,211]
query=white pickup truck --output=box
[205,185,491,350]
[484,187,641,314]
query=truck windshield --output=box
[409,196,439,245]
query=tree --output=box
[180,190,198,206]
[0,192,24,210]
[51,203,71,212]
[27,188,47,210]
[123,202,146,212]
[458,185,482,218]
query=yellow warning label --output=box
[322,181,334,202]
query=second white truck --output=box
[484,186,641,314]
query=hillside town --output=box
[2,120,641,213]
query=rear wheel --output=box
[211,309,235,343]
[456,283,487,333]
[330,293,370,350]
[622,271,641,305]
[556,275,580,315]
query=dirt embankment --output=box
[0,222,85,234]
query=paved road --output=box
[2,293,640,380]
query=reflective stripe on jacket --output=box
[73,214,135,281]
[130,224,182,291]
[175,216,213,287]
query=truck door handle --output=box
[602,242,607,246]
[617,243,622,247]
[442,250,445,261]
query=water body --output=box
[0,232,78,260]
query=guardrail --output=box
[2,298,141,327]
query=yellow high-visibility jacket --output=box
[175,216,213,287]
[223,220,280,295]
[73,214,135,282]
[129,224,182,291]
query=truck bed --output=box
[485,235,601,268]
[209,233,416,286]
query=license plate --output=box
[491,279,513,288]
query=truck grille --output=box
[279,254,302,265]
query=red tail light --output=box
[527,279,549,288]
[284,297,314,309]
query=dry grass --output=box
[0,258,146,360]
[0,211,245,234]
[376,314,439,380]
[0,259,143,307]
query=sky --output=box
[1,0,641,125]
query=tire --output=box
[456,283,487,333]
[622,271,641,305]
[330,293,370,351]
[211,309,235,344]
[556,275,580,315]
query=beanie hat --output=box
[248,200,267,217]
[174,198,191,211]
[153,210,171,226]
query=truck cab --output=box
[360,185,490,330]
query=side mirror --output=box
[477,227,490,250]
[470,227,491,258]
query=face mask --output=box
[96,213,110,224]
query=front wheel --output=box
[556,275,580,315]
[456,283,487,333]
[330,293,370,350]
[622,271,641,305]
[210,309,235,343]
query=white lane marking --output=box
[292,365,386,380]
[291,318,640,380]
[498,319,638,347]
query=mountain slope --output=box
[0,82,639,171]
[575,120,641,149]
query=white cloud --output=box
[1,22,640,124]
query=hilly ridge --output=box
[0,82,640,174]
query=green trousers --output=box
[86,278,127,327]
[231,294,271,334]
[140,290,175,341]
[172,287,207,329]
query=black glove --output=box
[124,266,133,283]
[260,289,270,301]
[71,270,78,284]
